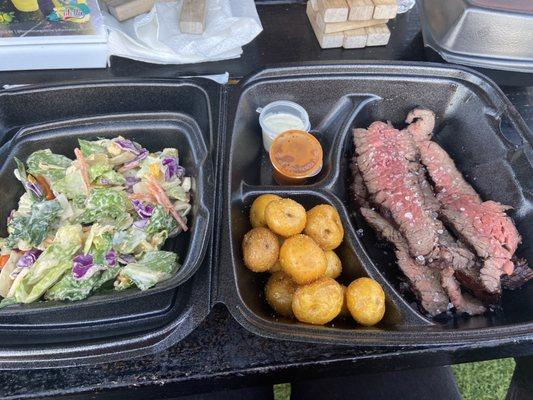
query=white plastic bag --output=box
[102,0,262,65]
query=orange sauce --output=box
[269,130,323,185]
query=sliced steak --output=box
[360,207,449,316]
[455,263,500,303]
[354,123,439,261]
[405,108,522,293]
[415,167,476,272]
[501,259,533,290]
[350,155,370,208]
[440,266,486,315]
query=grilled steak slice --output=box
[350,155,370,208]
[502,259,533,290]
[440,266,486,315]
[455,263,500,303]
[420,175,490,311]
[415,168,476,272]
[405,108,522,294]
[360,207,449,316]
[354,123,439,261]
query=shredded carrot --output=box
[128,192,157,202]
[0,254,10,269]
[36,175,55,200]
[74,148,91,194]
[147,177,188,232]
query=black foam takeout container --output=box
[0,64,531,368]
[218,64,533,346]
[0,81,218,365]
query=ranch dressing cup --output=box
[257,100,311,152]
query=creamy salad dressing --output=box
[263,112,305,135]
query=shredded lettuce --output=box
[45,266,120,301]
[76,188,128,224]
[78,139,107,157]
[26,150,72,182]
[52,165,87,199]
[146,205,177,236]
[121,251,177,290]
[6,199,62,249]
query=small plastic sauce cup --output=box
[269,130,323,185]
[257,101,311,152]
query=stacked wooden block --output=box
[307,0,397,49]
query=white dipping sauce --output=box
[263,112,305,135]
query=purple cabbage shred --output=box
[105,249,117,267]
[118,254,136,265]
[133,218,149,229]
[131,200,154,219]
[72,254,95,280]
[17,248,43,268]
[125,176,140,193]
[25,181,43,199]
[162,157,185,181]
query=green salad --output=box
[0,137,191,307]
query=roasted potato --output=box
[292,278,344,325]
[250,194,282,228]
[269,260,282,273]
[279,234,327,284]
[346,277,385,326]
[324,250,342,279]
[265,198,307,237]
[304,204,344,250]
[337,284,350,319]
[265,271,297,318]
[242,227,280,272]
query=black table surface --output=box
[1,3,532,399]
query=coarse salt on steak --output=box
[354,123,439,261]
[360,208,450,316]
[405,108,522,293]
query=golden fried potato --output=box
[279,234,327,284]
[337,285,350,319]
[250,194,282,228]
[265,271,297,318]
[242,227,280,272]
[292,278,344,325]
[304,204,344,250]
[324,250,342,279]
[269,260,282,273]
[265,198,307,237]
[346,278,385,326]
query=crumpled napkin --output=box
[102,0,262,65]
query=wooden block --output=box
[346,0,374,21]
[105,0,155,22]
[317,0,349,22]
[366,24,391,46]
[179,0,206,35]
[371,0,397,19]
[307,1,344,48]
[309,0,318,11]
[343,27,367,48]
[316,11,388,33]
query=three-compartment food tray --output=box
[0,63,531,369]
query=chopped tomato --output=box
[0,254,10,269]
